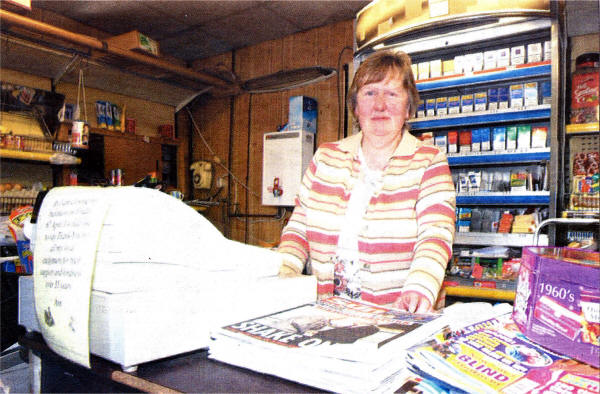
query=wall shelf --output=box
[0,148,80,164]
[565,122,600,134]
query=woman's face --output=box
[355,74,410,147]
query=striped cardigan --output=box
[278,131,456,306]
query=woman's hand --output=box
[278,264,300,278]
[393,291,432,313]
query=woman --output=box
[278,50,456,313]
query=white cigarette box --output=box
[454,55,465,74]
[543,40,552,61]
[484,50,498,70]
[430,59,442,78]
[527,43,543,63]
[511,46,525,65]
[418,62,430,80]
[497,48,510,67]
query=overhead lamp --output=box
[241,66,336,94]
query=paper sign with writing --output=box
[34,187,109,368]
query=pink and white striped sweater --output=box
[278,131,456,306]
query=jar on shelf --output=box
[570,52,599,124]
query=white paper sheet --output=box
[34,187,108,368]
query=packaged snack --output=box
[570,52,599,124]
[95,100,107,128]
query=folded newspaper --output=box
[209,296,449,394]
[406,313,600,394]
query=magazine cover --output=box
[209,297,446,393]
[407,313,600,394]
[214,296,442,359]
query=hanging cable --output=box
[337,46,353,140]
[186,107,260,199]
[186,107,285,223]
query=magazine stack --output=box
[406,313,600,393]
[209,296,449,394]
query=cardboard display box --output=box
[106,30,160,57]
[513,247,600,367]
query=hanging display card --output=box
[34,187,109,368]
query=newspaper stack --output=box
[209,297,449,394]
[406,313,600,393]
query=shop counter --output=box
[19,332,319,393]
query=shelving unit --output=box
[355,10,562,302]
[560,123,599,221]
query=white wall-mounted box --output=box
[262,130,314,206]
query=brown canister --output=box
[570,52,599,124]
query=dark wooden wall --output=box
[187,20,355,245]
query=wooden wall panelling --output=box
[186,53,233,234]
[175,109,190,196]
[189,95,231,234]
[102,134,162,186]
[232,39,285,244]
[1,68,50,90]
[192,19,355,245]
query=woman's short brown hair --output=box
[348,50,419,120]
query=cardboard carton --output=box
[513,247,600,367]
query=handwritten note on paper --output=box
[34,187,109,368]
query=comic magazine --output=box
[406,313,599,394]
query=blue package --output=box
[480,127,491,151]
[540,81,552,104]
[492,126,506,151]
[289,96,317,133]
[488,88,499,110]
[498,87,509,109]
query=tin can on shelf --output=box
[125,118,136,134]
[110,169,122,186]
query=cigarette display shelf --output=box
[456,191,550,205]
[447,147,550,166]
[455,232,548,247]
[408,105,551,130]
[416,61,551,92]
